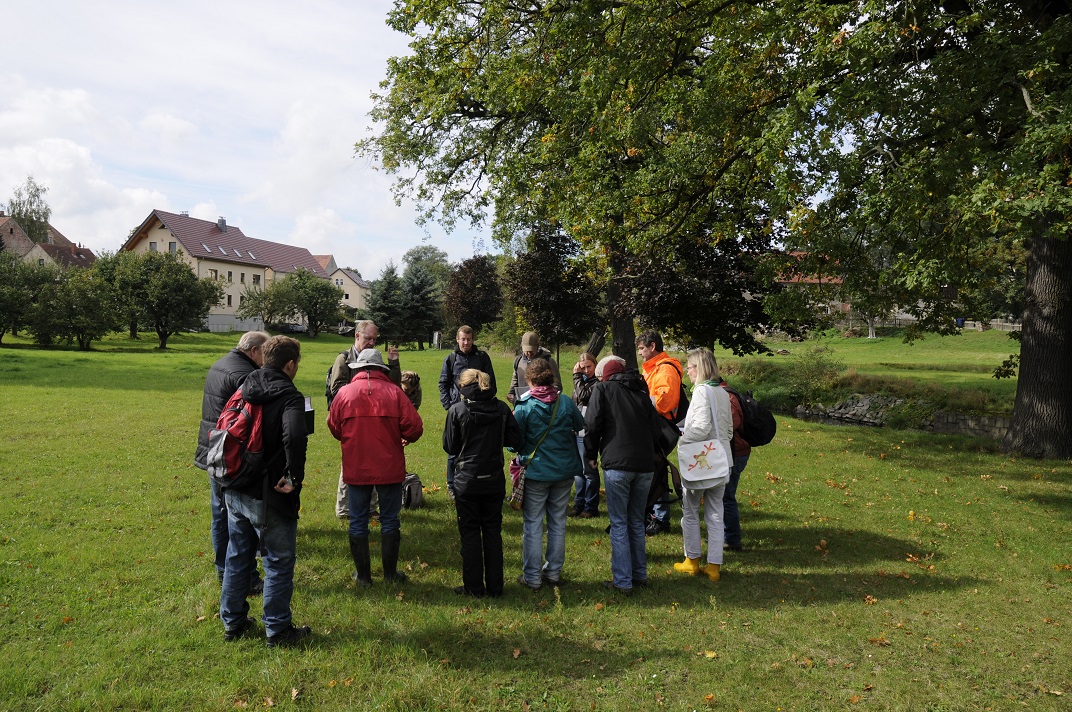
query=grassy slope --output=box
[0,331,1069,710]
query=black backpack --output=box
[723,386,777,447]
[325,350,351,408]
[401,473,425,509]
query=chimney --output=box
[217,217,227,232]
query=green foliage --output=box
[401,260,444,348]
[501,227,601,349]
[444,255,503,335]
[140,251,223,349]
[365,263,407,343]
[6,175,51,244]
[0,251,54,342]
[280,268,344,338]
[27,268,118,350]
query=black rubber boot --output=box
[381,530,407,583]
[349,535,372,588]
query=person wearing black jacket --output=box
[443,369,522,597]
[219,336,312,648]
[194,330,269,586]
[438,326,497,499]
[583,356,666,595]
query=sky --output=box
[1,0,492,280]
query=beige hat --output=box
[349,348,390,371]
[521,331,540,350]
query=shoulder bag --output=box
[677,385,731,485]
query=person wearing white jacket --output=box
[673,348,734,582]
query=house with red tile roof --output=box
[329,267,371,311]
[0,210,97,268]
[122,210,332,332]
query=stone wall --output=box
[926,411,1010,440]
[794,395,1010,441]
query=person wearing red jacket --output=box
[328,349,424,587]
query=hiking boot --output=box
[516,574,542,592]
[645,517,670,537]
[541,573,563,587]
[567,506,583,518]
[224,617,256,642]
[601,580,632,596]
[266,624,312,648]
[578,510,596,519]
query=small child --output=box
[400,370,422,409]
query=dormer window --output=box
[248,251,256,260]
[218,246,227,255]
[202,243,211,251]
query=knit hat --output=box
[595,355,626,381]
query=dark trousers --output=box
[455,486,505,596]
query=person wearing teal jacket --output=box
[511,359,585,590]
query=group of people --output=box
[194,322,752,645]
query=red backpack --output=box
[206,389,268,489]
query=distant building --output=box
[0,209,97,268]
[330,267,371,311]
[122,210,332,332]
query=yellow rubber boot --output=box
[703,563,721,582]
[673,557,702,575]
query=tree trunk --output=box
[128,318,139,339]
[1003,232,1072,458]
[606,248,637,369]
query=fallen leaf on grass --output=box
[62,617,74,624]
[264,698,274,707]
[233,701,248,709]
[702,650,718,659]
[196,616,206,622]
[1055,564,1072,572]
[595,602,604,611]
[869,634,891,647]
[704,694,715,701]
[513,648,522,659]
[849,695,862,704]
[863,595,878,605]
[291,689,300,701]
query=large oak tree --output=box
[362,0,1072,457]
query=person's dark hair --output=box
[525,358,555,387]
[262,335,301,370]
[635,330,663,352]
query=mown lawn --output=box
[1,331,1069,710]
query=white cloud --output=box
[1,1,491,279]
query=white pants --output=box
[680,483,727,564]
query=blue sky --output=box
[1,0,492,278]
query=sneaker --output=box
[266,624,312,648]
[601,580,632,596]
[516,573,542,592]
[645,518,670,537]
[224,617,256,642]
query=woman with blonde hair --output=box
[673,347,733,582]
[443,369,522,597]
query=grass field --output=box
[1,330,1069,710]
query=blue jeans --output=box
[446,455,456,489]
[219,490,297,637]
[348,483,403,537]
[209,475,230,580]
[604,469,653,589]
[520,478,572,585]
[723,455,750,548]
[573,436,600,514]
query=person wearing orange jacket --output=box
[636,330,685,536]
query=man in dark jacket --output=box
[194,330,269,586]
[507,331,562,403]
[583,355,665,595]
[220,336,311,648]
[438,325,496,498]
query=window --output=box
[248,251,256,260]
[208,269,218,280]
[240,272,245,283]
[227,271,232,281]
[344,293,349,300]
[149,241,157,252]
[168,241,177,253]
[227,294,232,307]
[253,275,260,285]
[202,243,210,252]
[39,258,45,266]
